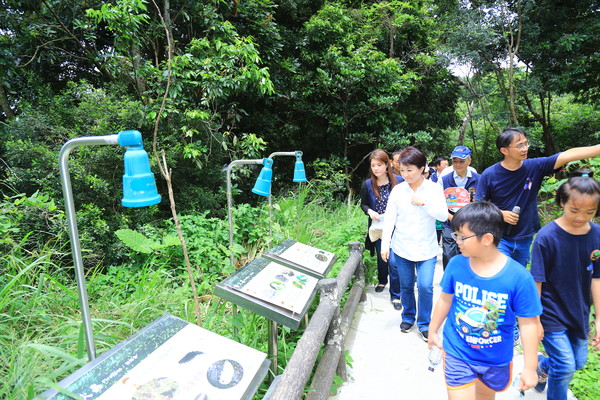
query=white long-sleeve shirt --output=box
[381,179,448,262]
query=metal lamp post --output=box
[59,130,161,361]
[225,158,272,269]
[267,151,307,235]
[264,151,307,370]
[224,152,306,376]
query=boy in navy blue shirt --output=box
[429,201,542,399]
[475,128,600,266]
[530,174,600,399]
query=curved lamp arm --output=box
[225,159,264,269]
[265,151,307,235]
[59,131,159,361]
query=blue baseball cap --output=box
[451,145,472,159]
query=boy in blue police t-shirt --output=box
[475,127,600,266]
[429,201,542,399]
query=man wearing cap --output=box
[441,145,479,269]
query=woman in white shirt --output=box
[381,146,448,342]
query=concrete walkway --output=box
[329,249,575,400]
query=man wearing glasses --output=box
[475,127,600,267]
[441,146,480,270]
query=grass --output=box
[0,191,368,399]
[3,190,596,400]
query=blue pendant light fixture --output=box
[118,130,161,207]
[292,151,307,183]
[252,158,274,197]
[59,130,161,361]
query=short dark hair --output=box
[452,201,504,246]
[555,171,600,217]
[399,146,427,169]
[432,156,448,167]
[496,128,526,150]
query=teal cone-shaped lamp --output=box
[293,151,307,182]
[118,130,161,207]
[252,158,274,197]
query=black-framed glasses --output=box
[451,232,478,243]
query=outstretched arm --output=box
[554,144,600,169]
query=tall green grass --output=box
[6,190,597,399]
[0,190,371,398]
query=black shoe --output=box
[420,330,429,342]
[375,284,385,293]
[400,322,413,332]
[392,299,402,310]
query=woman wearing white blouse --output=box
[381,146,448,342]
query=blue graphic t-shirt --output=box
[530,221,600,338]
[441,254,542,367]
[475,154,559,239]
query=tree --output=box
[518,0,600,104]
[436,0,599,159]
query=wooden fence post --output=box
[268,278,338,400]
[266,241,365,400]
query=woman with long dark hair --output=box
[360,149,403,309]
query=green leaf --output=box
[162,235,182,247]
[115,229,158,254]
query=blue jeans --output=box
[540,331,588,400]
[498,236,533,267]
[390,252,436,331]
[373,240,401,301]
[499,237,534,340]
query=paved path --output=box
[329,249,574,400]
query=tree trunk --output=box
[523,91,558,155]
[0,84,15,119]
[504,1,523,126]
[386,15,395,58]
[131,42,149,102]
[458,100,476,145]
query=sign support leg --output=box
[268,320,278,376]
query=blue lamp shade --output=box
[252,158,274,197]
[293,152,307,182]
[118,130,161,207]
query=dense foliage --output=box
[0,1,599,398]
[0,189,369,398]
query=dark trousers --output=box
[373,239,401,301]
[442,226,460,270]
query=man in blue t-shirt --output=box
[475,128,600,266]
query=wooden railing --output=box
[265,241,366,400]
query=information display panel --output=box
[262,239,336,279]
[38,314,270,400]
[214,257,320,330]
